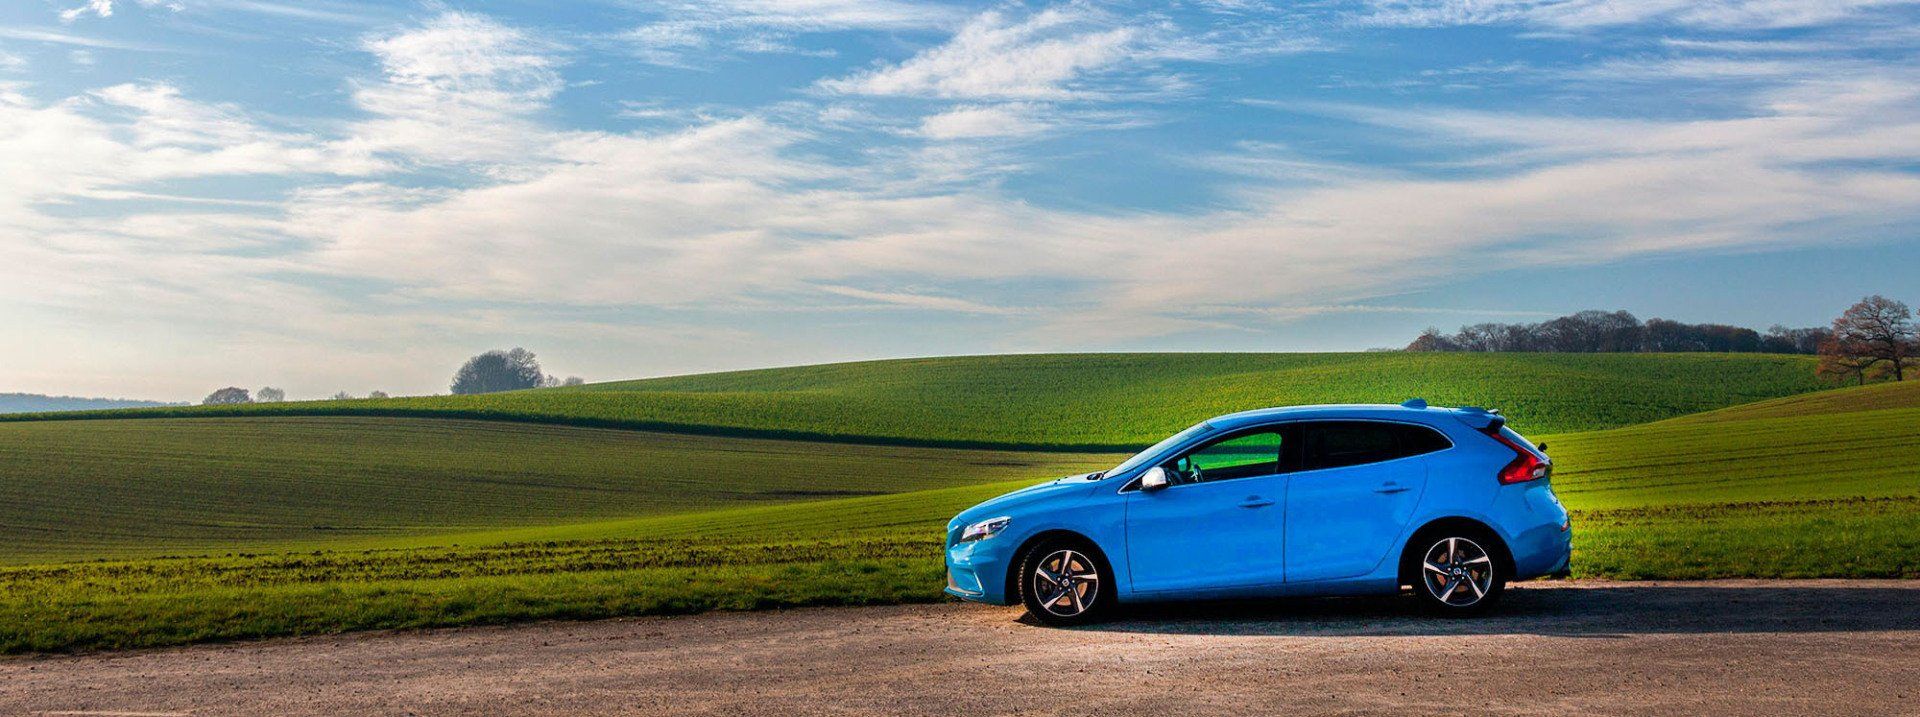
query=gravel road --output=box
[4,580,1916,716]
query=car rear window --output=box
[1302,421,1453,471]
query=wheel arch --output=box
[1003,529,1110,605]
[1397,517,1515,587]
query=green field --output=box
[0,418,1112,564]
[2,352,1913,653]
[2,352,1825,447]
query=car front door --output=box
[1125,427,1292,594]
[1285,421,1446,583]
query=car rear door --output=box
[1284,421,1449,583]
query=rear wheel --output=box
[1017,538,1114,626]
[1411,533,1505,615]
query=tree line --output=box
[1407,310,1829,354]
[1406,295,1917,384]
[201,347,583,405]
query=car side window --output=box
[1302,421,1451,471]
[1164,430,1285,485]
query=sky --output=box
[2,0,1918,401]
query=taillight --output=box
[1485,428,1550,485]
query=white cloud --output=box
[620,0,958,66]
[820,7,1146,99]
[0,26,160,50]
[58,0,181,23]
[60,0,116,22]
[1361,0,1920,29]
[348,11,566,165]
[915,102,1052,139]
[649,0,958,32]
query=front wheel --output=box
[1412,534,1506,615]
[1018,539,1115,626]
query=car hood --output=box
[947,472,1101,533]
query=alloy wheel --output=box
[1420,536,1495,607]
[1033,549,1100,618]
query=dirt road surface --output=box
[4,580,1916,716]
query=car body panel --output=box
[1123,471,1289,593]
[944,403,1573,607]
[1284,456,1428,582]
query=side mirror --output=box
[1139,466,1170,492]
[1536,442,1548,453]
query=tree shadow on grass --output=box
[1051,582,1920,638]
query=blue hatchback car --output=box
[944,400,1572,625]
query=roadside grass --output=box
[0,418,1113,564]
[0,352,1826,447]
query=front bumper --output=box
[944,538,1013,605]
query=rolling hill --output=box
[2,351,1908,652]
[2,352,1828,448]
[0,417,1113,564]
[1654,377,1920,425]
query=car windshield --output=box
[1106,422,1212,477]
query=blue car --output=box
[944,400,1572,625]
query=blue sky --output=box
[3,0,1917,399]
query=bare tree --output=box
[331,391,355,400]
[1820,295,1917,383]
[1405,328,1458,351]
[203,387,251,405]
[255,386,286,403]
[367,390,390,399]
[561,376,585,387]
[451,348,547,395]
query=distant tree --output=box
[561,376,585,387]
[255,386,286,403]
[1408,309,1822,354]
[202,387,251,405]
[1535,310,1642,352]
[451,347,547,395]
[331,391,355,400]
[1819,295,1917,383]
[1405,328,1458,352]
[1761,325,1831,355]
[367,390,390,399]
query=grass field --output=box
[0,418,1113,564]
[2,353,1910,653]
[1656,376,1920,424]
[1,352,1826,447]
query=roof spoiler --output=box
[1450,405,1505,431]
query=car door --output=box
[1125,427,1292,594]
[1284,421,1448,583]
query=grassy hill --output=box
[1654,378,1920,425]
[0,417,1113,564]
[3,352,1828,448]
[4,373,1915,651]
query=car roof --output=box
[1206,403,1490,431]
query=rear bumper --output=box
[1514,519,1573,580]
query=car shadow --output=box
[1053,582,1920,637]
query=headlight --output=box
[958,516,1010,543]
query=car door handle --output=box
[1375,483,1411,494]
[1238,497,1275,508]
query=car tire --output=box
[1408,528,1507,616]
[1017,537,1115,627]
